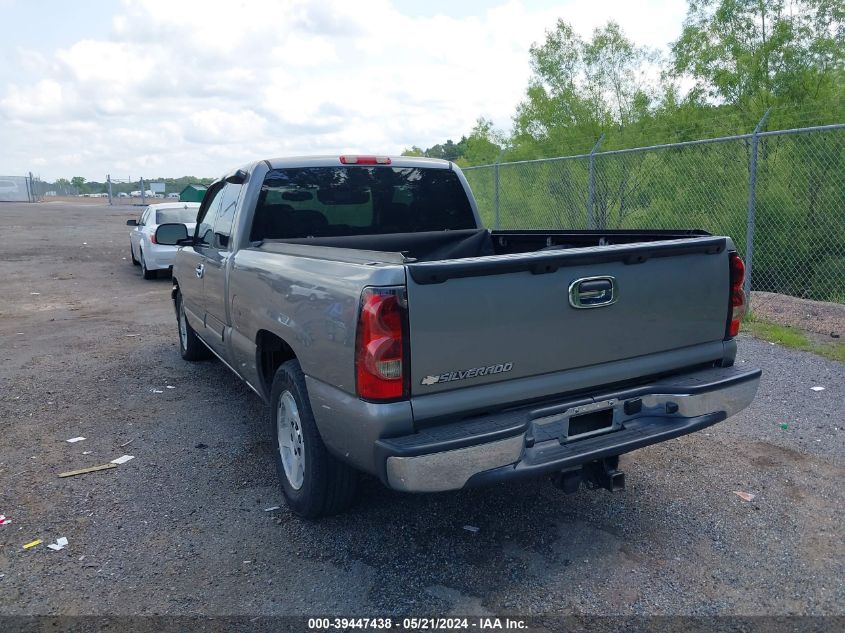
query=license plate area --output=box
[531,399,621,444]
[568,408,613,437]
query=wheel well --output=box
[256,330,296,394]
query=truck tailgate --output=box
[405,237,729,396]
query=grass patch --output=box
[743,318,845,363]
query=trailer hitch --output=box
[553,456,625,494]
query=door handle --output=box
[578,280,612,299]
[195,263,204,279]
[569,276,617,309]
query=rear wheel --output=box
[140,249,156,280]
[130,243,139,265]
[271,360,358,518]
[176,290,211,361]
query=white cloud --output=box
[0,79,66,119]
[185,109,268,144]
[0,0,687,180]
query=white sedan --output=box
[127,202,199,279]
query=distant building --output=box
[179,184,208,203]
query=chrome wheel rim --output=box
[277,390,305,490]
[178,304,188,349]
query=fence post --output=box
[745,108,771,296]
[587,134,604,230]
[493,160,501,230]
[140,177,146,205]
[107,175,113,205]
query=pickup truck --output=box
[158,155,761,518]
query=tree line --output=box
[49,176,214,195]
[405,0,844,164]
[416,0,844,303]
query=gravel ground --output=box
[751,291,845,338]
[0,201,843,617]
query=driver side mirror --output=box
[126,219,138,226]
[155,223,189,246]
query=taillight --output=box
[339,155,391,165]
[355,287,408,401]
[727,252,746,338]
[150,232,157,244]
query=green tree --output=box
[672,0,845,125]
[455,118,505,166]
[70,176,87,193]
[401,146,425,157]
[511,20,660,159]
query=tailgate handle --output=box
[569,276,617,309]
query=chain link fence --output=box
[464,122,845,331]
[0,174,81,201]
[0,174,37,202]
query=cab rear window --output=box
[156,208,197,224]
[251,167,475,240]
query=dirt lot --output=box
[0,200,843,619]
[751,291,845,338]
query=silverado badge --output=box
[421,362,514,386]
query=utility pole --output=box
[140,177,146,205]
[107,174,113,206]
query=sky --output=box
[0,0,688,181]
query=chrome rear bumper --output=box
[380,365,761,493]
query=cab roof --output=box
[264,155,452,170]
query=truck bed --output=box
[255,228,734,403]
[264,227,714,263]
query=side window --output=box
[194,186,225,248]
[212,184,243,250]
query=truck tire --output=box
[140,249,156,280]
[271,359,358,518]
[176,290,211,361]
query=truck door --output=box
[202,182,243,355]
[179,183,224,338]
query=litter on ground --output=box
[119,439,134,447]
[166,385,176,389]
[151,389,163,394]
[733,491,756,502]
[263,506,280,512]
[66,437,86,443]
[811,386,825,392]
[23,539,42,549]
[463,525,480,533]
[110,455,135,465]
[0,515,11,525]
[58,463,117,478]
[47,537,69,551]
